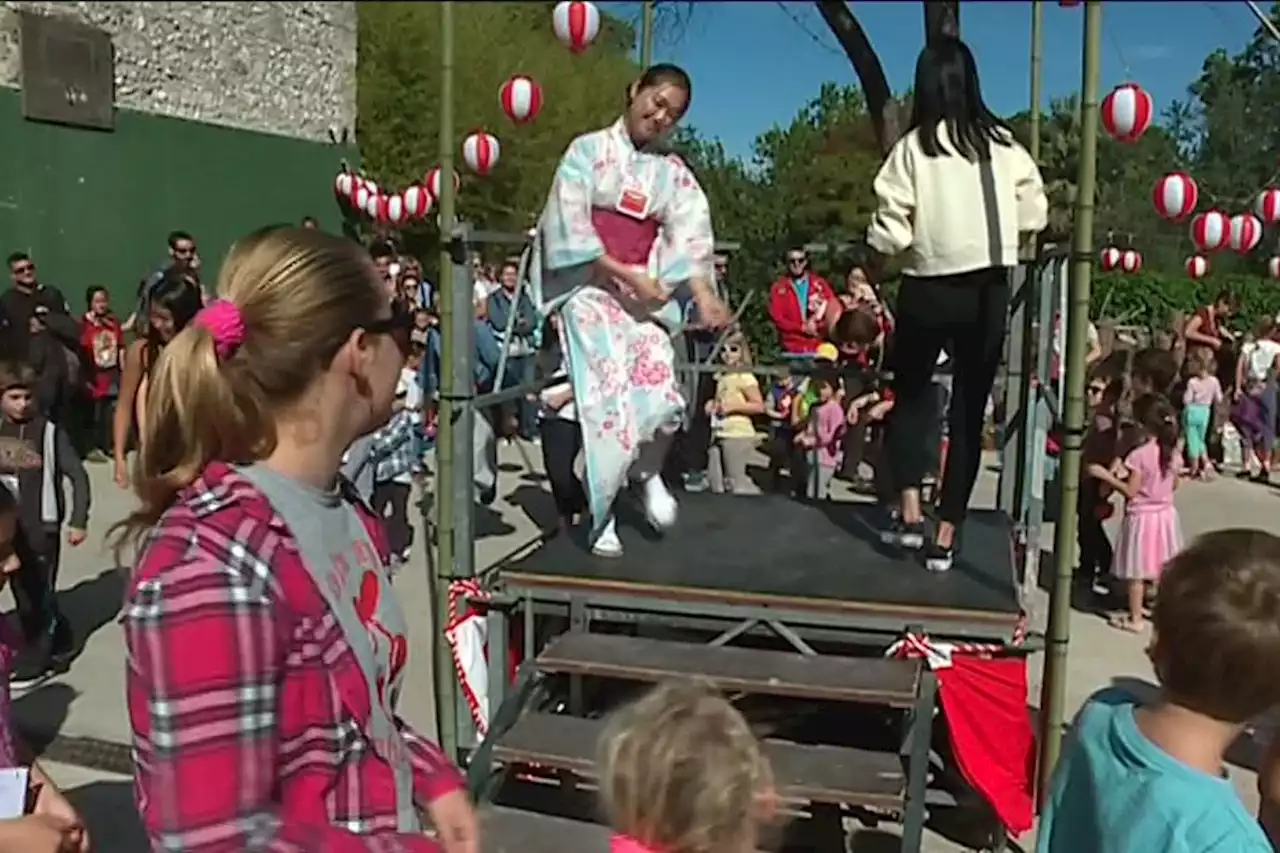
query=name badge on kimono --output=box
[616,175,653,220]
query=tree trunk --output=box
[814,0,898,155]
[815,0,962,154]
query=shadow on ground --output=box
[59,568,125,663]
[66,781,146,853]
[13,680,76,745]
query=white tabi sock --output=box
[641,475,678,530]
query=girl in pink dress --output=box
[1103,394,1183,632]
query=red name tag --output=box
[617,188,648,218]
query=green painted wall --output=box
[0,88,356,314]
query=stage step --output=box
[491,712,905,811]
[482,805,607,853]
[536,632,922,707]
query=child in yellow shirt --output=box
[706,332,764,494]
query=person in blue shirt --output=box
[486,260,539,441]
[1038,528,1280,853]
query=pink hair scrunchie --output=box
[194,299,246,361]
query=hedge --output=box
[1090,270,1280,333]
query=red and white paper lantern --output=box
[1101,83,1153,144]
[383,193,409,226]
[500,75,543,124]
[403,184,431,219]
[553,1,600,53]
[354,182,375,213]
[1229,213,1263,255]
[1256,188,1280,224]
[1099,246,1122,272]
[1184,255,1210,280]
[365,192,384,221]
[424,167,460,202]
[1190,210,1230,253]
[462,132,500,176]
[1151,172,1198,221]
[1120,249,1143,274]
[1269,257,1280,280]
[335,172,354,202]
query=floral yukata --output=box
[527,118,716,536]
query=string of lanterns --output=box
[1097,78,1280,281]
[332,1,600,226]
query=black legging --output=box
[540,417,587,520]
[886,268,1008,525]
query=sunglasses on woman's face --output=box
[366,309,414,357]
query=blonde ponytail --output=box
[109,226,387,562]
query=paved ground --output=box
[16,448,1279,851]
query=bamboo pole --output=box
[433,0,460,761]
[641,0,655,66]
[1036,0,1102,803]
[1029,1,1043,164]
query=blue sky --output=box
[600,1,1260,161]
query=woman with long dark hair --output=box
[112,269,203,488]
[867,36,1048,572]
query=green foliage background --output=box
[354,1,1280,358]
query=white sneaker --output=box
[641,476,678,530]
[591,516,624,557]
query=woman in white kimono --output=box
[527,63,729,557]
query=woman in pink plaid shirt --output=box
[112,227,476,853]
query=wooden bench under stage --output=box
[490,711,906,811]
[501,494,1022,642]
[482,805,606,853]
[537,632,922,708]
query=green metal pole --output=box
[433,0,460,762]
[1037,0,1102,804]
[640,0,655,66]
[1029,1,1043,164]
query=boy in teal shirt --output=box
[1038,529,1280,853]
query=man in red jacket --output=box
[768,247,837,356]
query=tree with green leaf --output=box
[357,2,640,260]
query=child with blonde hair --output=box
[598,679,777,853]
[706,332,764,495]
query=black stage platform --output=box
[500,493,1022,642]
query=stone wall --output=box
[0,1,355,142]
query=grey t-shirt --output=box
[240,463,374,576]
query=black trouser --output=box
[839,366,875,479]
[540,417,587,520]
[81,396,115,455]
[498,355,538,440]
[681,368,717,475]
[12,526,63,642]
[886,268,1008,525]
[1077,487,1112,585]
[371,481,413,559]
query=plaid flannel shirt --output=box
[372,410,423,485]
[123,461,461,852]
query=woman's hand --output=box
[33,782,88,853]
[427,789,479,853]
[112,459,129,489]
[0,814,84,853]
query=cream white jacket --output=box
[866,123,1048,277]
